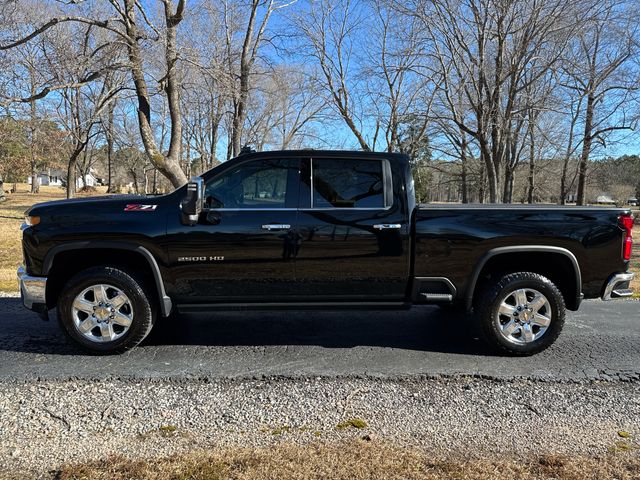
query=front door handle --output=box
[373,223,402,230]
[261,224,291,231]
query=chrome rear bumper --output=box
[602,272,635,301]
[17,265,47,310]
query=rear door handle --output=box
[261,224,291,231]
[373,223,402,230]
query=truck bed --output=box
[414,204,630,305]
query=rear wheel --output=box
[476,272,565,356]
[57,266,155,354]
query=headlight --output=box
[24,215,40,226]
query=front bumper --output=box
[602,272,635,300]
[17,265,48,314]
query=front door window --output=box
[204,159,294,209]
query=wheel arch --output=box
[43,242,172,317]
[465,246,582,312]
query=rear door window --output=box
[311,158,385,209]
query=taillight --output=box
[620,214,634,261]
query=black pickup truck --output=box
[18,150,635,355]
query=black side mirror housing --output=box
[180,176,204,226]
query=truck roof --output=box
[236,149,410,164]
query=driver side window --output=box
[204,159,293,209]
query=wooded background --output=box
[0,0,638,203]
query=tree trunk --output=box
[123,0,187,189]
[460,135,468,204]
[559,170,566,205]
[527,160,535,204]
[153,169,158,194]
[576,93,595,206]
[502,167,513,204]
[106,100,115,193]
[29,71,39,194]
[66,153,78,199]
[130,169,139,194]
[231,1,260,157]
[210,109,220,168]
[30,162,39,194]
[478,162,485,204]
[480,141,498,203]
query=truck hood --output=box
[26,194,163,216]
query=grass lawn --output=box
[0,184,108,292]
[44,441,640,480]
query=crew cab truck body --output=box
[18,150,635,354]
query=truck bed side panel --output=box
[414,206,628,300]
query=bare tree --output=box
[0,0,191,188]
[562,0,638,205]
[296,0,372,150]
[222,0,297,157]
[242,66,326,150]
[398,0,577,202]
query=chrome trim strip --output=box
[414,276,457,297]
[17,265,47,310]
[202,207,393,212]
[373,223,402,230]
[602,272,635,300]
[299,206,393,212]
[203,208,297,212]
[261,224,291,231]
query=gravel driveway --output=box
[1,377,639,477]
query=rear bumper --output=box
[602,272,635,300]
[17,266,48,314]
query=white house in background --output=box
[76,171,98,189]
[27,168,65,187]
[27,168,100,189]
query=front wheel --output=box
[57,266,156,354]
[476,272,565,356]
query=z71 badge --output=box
[124,204,157,212]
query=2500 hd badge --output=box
[178,256,225,262]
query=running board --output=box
[177,301,410,313]
[419,293,453,303]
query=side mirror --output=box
[180,176,204,226]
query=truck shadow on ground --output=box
[0,298,490,355]
[145,306,490,355]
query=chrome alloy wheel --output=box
[71,284,134,343]
[494,288,551,345]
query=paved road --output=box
[0,296,638,382]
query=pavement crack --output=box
[524,404,542,417]
[42,407,71,431]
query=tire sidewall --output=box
[483,274,564,355]
[57,267,154,353]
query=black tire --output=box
[57,266,156,354]
[475,272,565,356]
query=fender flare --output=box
[465,245,582,311]
[43,241,172,317]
